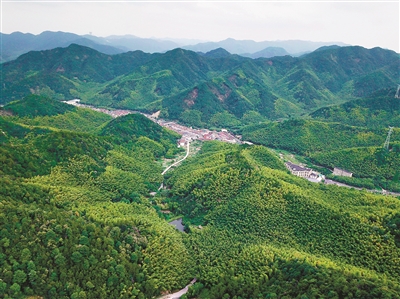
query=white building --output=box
[285,162,313,178]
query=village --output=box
[63,99,242,145]
[152,118,241,146]
[64,99,400,195]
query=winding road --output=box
[158,142,190,191]
[162,142,190,175]
[158,279,197,299]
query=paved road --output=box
[158,279,197,299]
[325,179,400,197]
[162,142,190,175]
[158,142,190,191]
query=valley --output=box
[0,39,399,299]
[63,99,400,196]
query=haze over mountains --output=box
[0,31,351,63]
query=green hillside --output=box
[163,141,400,298]
[0,106,194,298]
[1,44,156,103]
[2,44,398,128]
[241,119,400,191]
[310,88,400,128]
[2,95,112,134]
[1,101,400,298]
[310,144,400,191]
[3,95,76,117]
[241,119,398,154]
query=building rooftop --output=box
[285,162,311,172]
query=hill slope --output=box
[310,88,400,128]
[163,141,400,298]
[1,44,399,128]
[0,104,193,298]
[1,100,400,298]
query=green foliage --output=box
[3,95,76,117]
[241,110,267,125]
[100,113,179,145]
[242,119,400,191]
[326,174,377,190]
[0,112,193,298]
[242,119,393,155]
[0,116,32,142]
[10,106,112,134]
[179,110,204,128]
[311,88,400,128]
[164,142,400,298]
[209,111,241,129]
[312,146,400,179]
[242,145,287,171]
[2,44,398,128]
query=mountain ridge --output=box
[1,43,398,128]
[1,30,355,63]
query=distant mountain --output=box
[1,44,398,128]
[241,47,290,59]
[1,31,352,63]
[183,38,350,55]
[0,31,125,62]
[98,35,181,53]
[202,48,232,58]
[313,45,342,53]
[0,31,179,63]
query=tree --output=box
[20,248,31,263]
[13,270,27,284]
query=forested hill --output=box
[1,43,398,127]
[1,95,400,298]
[165,141,400,298]
[0,97,190,298]
[310,87,400,128]
[242,119,400,191]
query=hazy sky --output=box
[1,0,399,52]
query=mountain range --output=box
[1,31,350,63]
[1,26,400,297]
[2,42,399,128]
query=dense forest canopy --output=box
[1,40,399,299]
[1,44,399,128]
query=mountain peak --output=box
[204,47,231,58]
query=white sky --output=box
[1,0,399,52]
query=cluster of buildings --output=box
[64,100,242,146]
[285,161,324,182]
[152,119,241,146]
[285,161,354,183]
